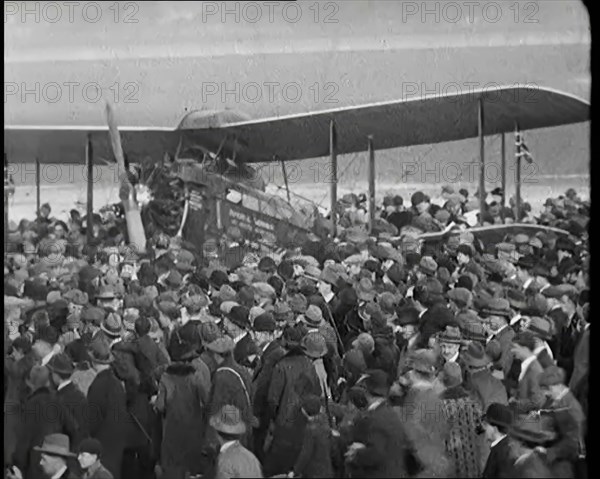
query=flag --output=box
[515,128,533,164]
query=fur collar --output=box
[440,385,469,400]
[166,362,196,376]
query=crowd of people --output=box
[4,182,589,479]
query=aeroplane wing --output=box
[4,85,589,164]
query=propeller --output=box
[105,101,147,254]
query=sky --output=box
[4,1,591,177]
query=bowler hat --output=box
[78,438,103,457]
[253,313,276,332]
[363,369,390,397]
[227,305,250,329]
[47,353,75,376]
[34,434,76,458]
[394,306,420,326]
[482,403,514,429]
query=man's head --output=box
[40,203,51,219]
[539,365,567,400]
[77,438,103,471]
[481,403,513,443]
[456,244,473,265]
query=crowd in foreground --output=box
[4,184,589,479]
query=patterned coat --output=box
[440,385,483,478]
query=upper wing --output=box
[4,85,589,164]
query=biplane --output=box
[4,85,589,255]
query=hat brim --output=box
[33,445,76,458]
[463,353,492,368]
[89,351,114,364]
[209,416,247,435]
[100,324,123,338]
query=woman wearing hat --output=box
[154,334,211,479]
[438,362,483,478]
[209,405,262,479]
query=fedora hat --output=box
[301,305,324,328]
[100,312,124,338]
[33,434,76,458]
[301,331,327,359]
[88,336,114,364]
[209,405,247,435]
[356,278,375,302]
[438,327,463,344]
[525,316,553,341]
[462,341,492,368]
[47,353,75,376]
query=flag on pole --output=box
[515,127,533,164]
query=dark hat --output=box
[258,256,277,273]
[363,369,390,397]
[555,237,575,253]
[227,305,250,329]
[506,289,528,311]
[411,191,427,207]
[281,323,306,349]
[210,270,229,289]
[457,244,474,257]
[301,394,322,417]
[47,353,74,376]
[525,316,553,341]
[457,274,474,291]
[88,336,114,364]
[516,255,536,270]
[343,349,367,373]
[440,362,463,388]
[34,434,76,458]
[35,325,59,345]
[512,331,536,351]
[481,298,511,318]
[490,187,503,197]
[539,365,566,387]
[253,312,276,332]
[462,341,492,368]
[482,403,514,429]
[78,438,103,457]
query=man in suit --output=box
[47,353,91,446]
[509,332,545,414]
[209,405,263,479]
[523,317,555,369]
[346,370,410,478]
[251,313,285,461]
[482,300,515,380]
[481,403,517,478]
[7,434,79,479]
[87,337,128,479]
